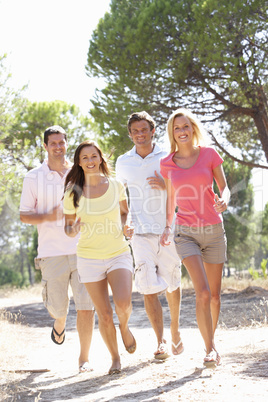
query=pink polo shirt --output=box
[160,147,224,227]
[20,161,78,258]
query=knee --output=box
[144,293,158,303]
[211,292,221,307]
[77,309,94,320]
[196,288,211,307]
[97,307,114,327]
[115,298,132,316]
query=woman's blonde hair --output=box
[166,108,207,153]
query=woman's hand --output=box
[123,224,134,240]
[65,217,84,237]
[160,226,172,246]
[213,194,227,213]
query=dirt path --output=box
[0,285,268,401]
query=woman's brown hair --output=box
[64,141,111,208]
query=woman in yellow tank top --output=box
[63,140,136,375]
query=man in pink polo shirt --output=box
[20,125,94,373]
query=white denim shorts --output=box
[131,234,181,295]
[77,251,134,283]
[36,254,94,319]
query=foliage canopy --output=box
[87,0,268,163]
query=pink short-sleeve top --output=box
[160,146,224,227]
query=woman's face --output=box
[79,145,102,174]
[173,115,194,146]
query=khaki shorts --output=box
[174,223,227,264]
[131,234,181,295]
[77,251,134,283]
[35,254,94,319]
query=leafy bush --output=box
[0,264,23,287]
[261,259,267,279]
[248,267,259,280]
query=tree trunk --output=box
[19,243,24,279]
[253,93,268,163]
[27,260,33,285]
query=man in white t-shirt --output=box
[20,125,94,373]
[116,112,183,359]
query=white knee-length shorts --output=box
[131,234,181,295]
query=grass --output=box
[221,276,268,291]
[244,297,268,327]
[180,274,268,291]
[0,310,29,401]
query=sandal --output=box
[125,336,137,354]
[171,339,184,355]
[79,361,93,373]
[108,367,121,375]
[203,348,221,368]
[119,325,137,354]
[51,326,65,345]
[154,341,169,360]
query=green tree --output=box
[0,54,27,212]
[1,99,96,214]
[253,203,268,268]
[0,99,97,286]
[222,158,256,270]
[262,202,268,235]
[86,0,268,165]
[0,200,29,286]
[2,99,95,172]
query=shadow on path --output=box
[1,286,268,330]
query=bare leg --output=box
[183,255,214,354]
[108,269,135,352]
[144,293,164,346]
[203,262,224,335]
[166,287,183,355]
[77,310,95,369]
[84,279,121,374]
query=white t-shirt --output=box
[116,144,168,235]
[20,160,78,258]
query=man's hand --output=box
[160,227,172,246]
[147,171,165,190]
[47,205,64,222]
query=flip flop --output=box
[119,325,137,354]
[51,326,65,345]
[203,348,220,368]
[108,367,121,375]
[124,335,136,354]
[79,362,93,373]
[154,342,169,360]
[171,339,184,355]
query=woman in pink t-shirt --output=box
[160,108,230,368]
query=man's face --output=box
[44,133,67,159]
[129,120,155,147]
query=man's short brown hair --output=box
[127,111,155,132]
[44,125,67,145]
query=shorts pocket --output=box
[134,261,165,294]
[41,279,48,308]
[134,262,147,293]
[34,258,42,270]
[170,264,181,290]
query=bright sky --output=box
[0,0,111,114]
[0,0,267,211]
